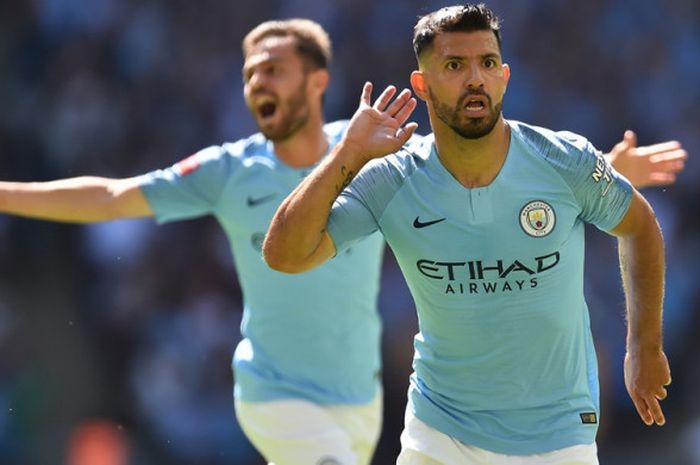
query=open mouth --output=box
[464,96,488,113]
[259,102,277,119]
[465,100,485,111]
[255,96,278,120]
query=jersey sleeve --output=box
[327,155,407,252]
[138,145,236,223]
[556,132,633,231]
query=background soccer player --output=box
[264,4,672,465]
[0,20,386,465]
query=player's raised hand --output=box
[607,130,688,188]
[344,82,418,161]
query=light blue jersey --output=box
[328,121,633,454]
[139,121,384,405]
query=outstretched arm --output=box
[263,83,417,273]
[605,130,687,188]
[609,189,671,426]
[0,176,152,223]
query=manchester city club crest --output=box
[519,200,556,237]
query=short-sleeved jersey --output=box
[139,121,385,405]
[327,120,633,454]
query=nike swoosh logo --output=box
[413,216,446,228]
[246,193,277,207]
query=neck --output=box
[432,116,510,188]
[272,114,328,168]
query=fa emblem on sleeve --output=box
[519,201,556,237]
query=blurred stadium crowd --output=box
[0,0,698,464]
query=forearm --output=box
[0,176,150,223]
[618,214,665,352]
[264,140,368,271]
[264,82,417,271]
[613,191,671,425]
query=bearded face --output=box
[251,76,311,142]
[243,36,314,142]
[417,30,509,140]
[429,86,502,139]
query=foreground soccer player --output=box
[0,14,685,465]
[264,5,672,465]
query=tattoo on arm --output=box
[330,165,356,207]
[334,165,355,195]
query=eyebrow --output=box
[442,53,500,62]
[242,55,284,76]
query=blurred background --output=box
[0,0,698,464]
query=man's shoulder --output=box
[220,132,269,159]
[509,120,594,157]
[325,119,350,138]
[216,133,282,174]
[361,137,429,182]
[509,120,605,193]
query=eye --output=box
[446,60,461,71]
[484,57,497,69]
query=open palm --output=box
[344,82,419,161]
[608,130,687,188]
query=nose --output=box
[246,70,267,94]
[464,62,485,89]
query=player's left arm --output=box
[609,189,672,427]
[605,130,687,188]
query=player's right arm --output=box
[263,83,417,273]
[0,176,152,223]
[609,189,670,427]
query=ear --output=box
[502,63,510,88]
[410,70,428,102]
[309,68,330,97]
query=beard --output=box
[429,87,502,140]
[258,78,311,142]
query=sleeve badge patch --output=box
[174,153,201,176]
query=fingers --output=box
[632,393,666,426]
[372,85,417,138]
[384,88,413,117]
[631,393,654,425]
[394,96,418,126]
[624,130,637,148]
[645,396,666,426]
[373,85,398,111]
[656,386,668,401]
[636,140,684,156]
[625,351,671,427]
[649,150,688,170]
[360,82,374,106]
[396,122,419,145]
[631,381,670,426]
[650,159,686,176]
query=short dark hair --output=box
[242,19,332,70]
[413,4,502,61]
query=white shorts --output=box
[235,392,382,465]
[397,407,599,465]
